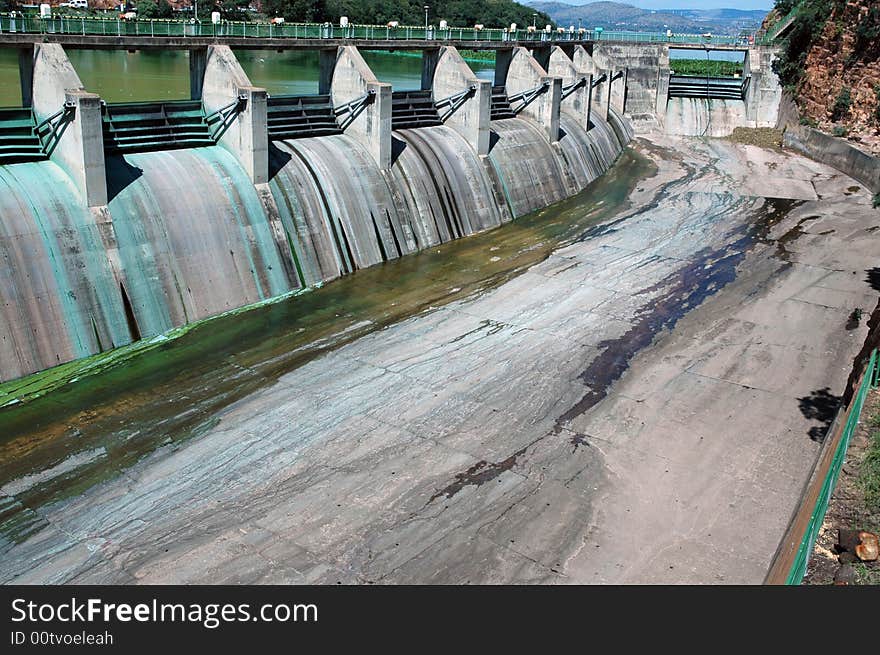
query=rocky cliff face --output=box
[791,1,880,152]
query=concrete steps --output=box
[267,94,342,140]
[391,90,442,130]
[102,100,216,154]
[0,108,47,165]
[490,86,516,120]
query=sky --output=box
[556,1,775,8]
[629,1,772,7]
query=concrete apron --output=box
[1,135,878,584]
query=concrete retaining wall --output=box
[592,42,664,119]
[743,47,781,128]
[784,125,880,193]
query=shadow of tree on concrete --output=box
[866,268,880,292]
[799,387,842,442]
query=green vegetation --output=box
[875,85,880,124]
[774,0,799,15]
[853,6,880,61]
[136,0,174,19]
[772,0,841,92]
[831,125,848,137]
[669,58,743,77]
[260,0,550,28]
[855,561,880,585]
[830,87,851,122]
[861,410,880,512]
[458,50,495,64]
[727,127,783,149]
[873,193,880,209]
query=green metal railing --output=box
[784,348,879,584]
[0,15,775,47]
[764,2,804,41]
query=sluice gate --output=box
[101,100,216,154]
[490,86,516,120]
[0,107,46,163]
[667,75,750,101]
[391,90,442,130]
[266,94,342,140]
[0,104,74,164]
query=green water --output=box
[0,48,497,105]
[0,49,21,107]
[0,148,653,544]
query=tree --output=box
[262,0,327,22]
[156,0,173,18]
[137,0,159,18]
[261,0,547,28]
[830,86,851,121]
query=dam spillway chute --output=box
[389,125,505,240]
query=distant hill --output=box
[525,2,766,34]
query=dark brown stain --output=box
[426,438,540,505]
[555,196,804,429]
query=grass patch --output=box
[669,58,743,77]
[727,127,784,149]
[859,413,880,512]
[855,561,880,584]
[458,50,495,64]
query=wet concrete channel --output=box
[1,135,878,584]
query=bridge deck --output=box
[0,33,760,51]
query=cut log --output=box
[855,531,879,562]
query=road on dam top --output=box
[2,135,878,584]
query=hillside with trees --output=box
[770,0,880,153]
[260,0,550,28]
[526,1,766,35]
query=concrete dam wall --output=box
[589,42,782,137]
[0,43,632,382]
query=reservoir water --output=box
[0,48,496,105]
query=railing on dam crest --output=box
[0,14,773,47]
